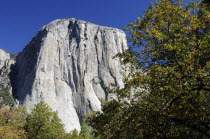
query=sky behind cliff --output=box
[0,0,194,54]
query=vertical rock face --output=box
[0,49,11,69]
[0,49,11,90]
[0,49,15,104]
[12,18,127,132]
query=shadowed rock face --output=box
[11,18,127,132]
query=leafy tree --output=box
[26,101,66,139]
[0,105,27,139]
[88,0,210,138]
[64,129,85,139]
[80,118,94,139]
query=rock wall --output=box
[11,18,127,132]
[0,49,15,104]
[0,49,11,69]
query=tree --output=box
[64,129,85,139]
[88,0,210,138]
[0,105,27,139]
[26,101,66,139]
[80,118,94,139]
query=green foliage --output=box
[26,101,66,139]
[80,118,94,139]
[0,100,92,139]
[0,87,14,105]
[88,0,210,138]
[64,129,85,139]
[71,129,80,138]
[0,106,28,139]
[64,118,96,139]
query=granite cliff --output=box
[0,18,127,132]
[0,49,15,105]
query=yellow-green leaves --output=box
[0,106,27,139]
[88,0,210,138]
[26,101,66,139]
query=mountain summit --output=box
[0,18,127,132]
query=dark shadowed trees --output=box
[88,0,210,138]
